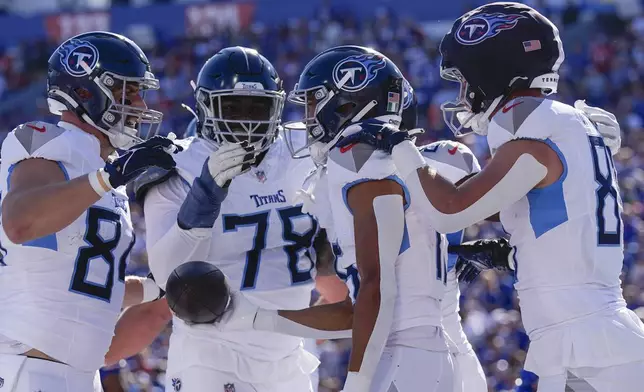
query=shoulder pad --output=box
[487,97,553,153]
[2,122,68,166]
[174,137,211,185]
[126,167,177,203]
[419,140,480,184]
[328,144,396,180]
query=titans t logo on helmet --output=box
[402,79,413,110]
[455,13,526,46]
[58,39,99,77]
[332,54,386,92]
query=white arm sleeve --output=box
[144,177,214,290]
[254,308,352,339]
[344,194,404,392]
[392,140,547,234]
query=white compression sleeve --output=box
[145,179,213,290]
[253,309,352,339]
[392,141,548,234]
[343,194,404,392]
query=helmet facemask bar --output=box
[439,67,481,137]
[283,84,332,159]
[196,87,285,154]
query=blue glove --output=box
[177,142,255,230]
[335,119,423,154]
[105,136,182,188]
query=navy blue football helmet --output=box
[401,78,418,131]
[47,31,162,149]
[284,45,405,159]
[194,46,285,152]
[439,2,563,136]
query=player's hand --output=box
[206,141,256,188]
[574,100,621,156]
[104,136,183,188]
[335,119,424,154]
[449,237,515,283]
[177,142,253,230]
[214,290,260,331]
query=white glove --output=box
[215,290,260,332]
[574,100,621,156]
[207,142,256,187]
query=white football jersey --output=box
[0,121,134,372]
[322,142,449,342]
[145,136,319,382]
[419,140,481,354]
[488,97,627,335]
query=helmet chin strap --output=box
[456,95,503,135]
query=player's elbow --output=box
[1,212,35,244]
[357,279,381,308]
[427,208,466,234]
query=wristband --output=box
[141,277,162,303]
[88,169,112,196]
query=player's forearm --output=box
[277,297,353,332]
[253,298,353,339]
[104,299,172,366]
[2,175,101,244]
[393,141,546,233]
[348,281,382,372]
[147,222,213,289]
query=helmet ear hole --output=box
[335,102,356,115]
[74,87,93,101]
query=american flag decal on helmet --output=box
[523,40,542,52]
[387,92,400,113]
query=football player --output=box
[106,46,347,392]
[0,32,176,392]
[399,78,488,391]
[340,3,644,391]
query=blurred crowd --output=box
[1,1,644,391]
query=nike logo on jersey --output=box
[339,143,357,153]
[502,101,524,113]
[26,124,46,132]
[448,146,459,155]
[250,189,286,208]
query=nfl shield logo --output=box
[255,170,267,183]
[224,383,235,392]
[171,377,181,391]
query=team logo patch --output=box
[224,383,236,392]
[0,376,4,388]
[171,377,182,391]
[402,79,413,110]
[58,39,99,77]
[332,54,386,92]
[455,13,526,45]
